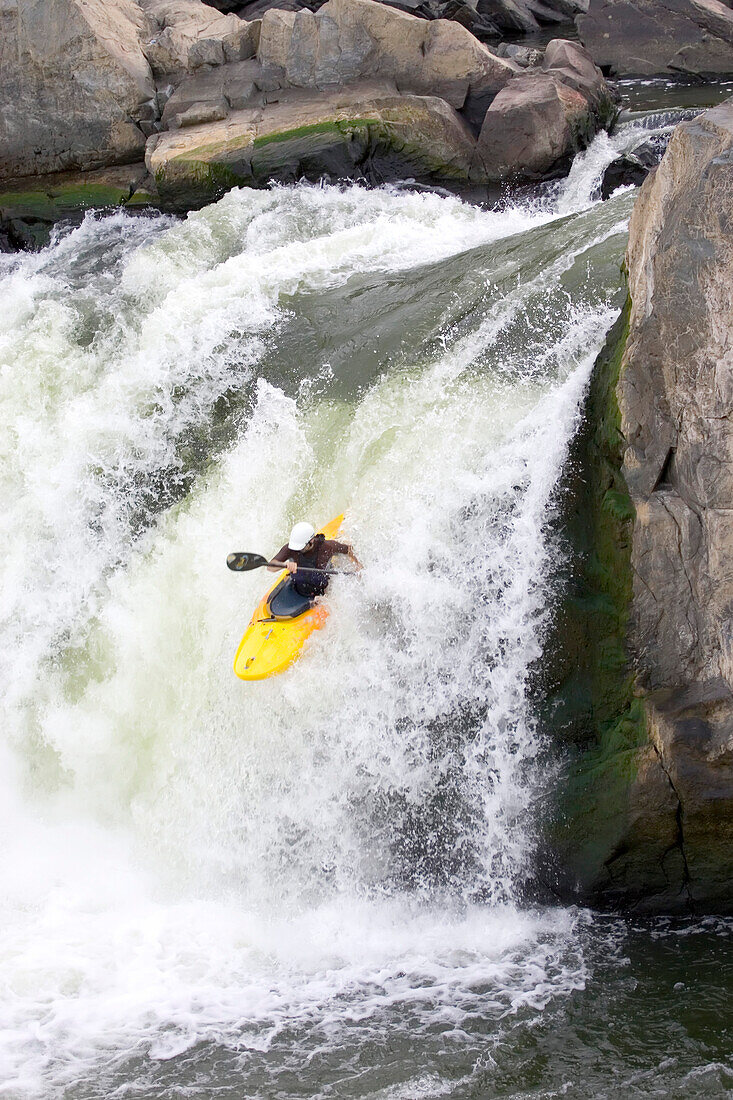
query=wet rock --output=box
[473,39,615,180]
[600,143,658,199]
[577,0,733,78]
[0,163,159,250]
[146,81,476,205]
[0,0,157,179]
[552,98,733,913]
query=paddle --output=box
[226,551,343,576]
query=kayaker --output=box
[268,522,362,599]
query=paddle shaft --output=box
[266,560,342,576]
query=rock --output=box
[146,81,477,206]
[494,42,545,67]
[168,97,230,126]
[160,58,262,124]
[422,0,500,38]
[551,99,733,913]
[0,163,159,250]
[473,39,614,181]
[600,143,658,199]
[139,0,261,77]
[476,0,585,32]
[237,0,305,15]
[0,0,157,179]
[577,0,733,78]
[255,0,517,110]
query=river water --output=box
[1,87,732,1098]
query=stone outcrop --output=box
[254,0,518,112]
[473,39,615,181]
[577,0,733,77]
[139,0,260,78]
[550,100,733,913]
[0,0,157,179]
[600,141,659,200]
[0,163,157,249]
[0,0,615,222]
[147,81,476,205]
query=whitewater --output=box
[2,110,713,1098]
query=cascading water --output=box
[3,110,722,1098]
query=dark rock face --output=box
[550,99,733,914]
[600,142,659,199]
[577,0,733,77]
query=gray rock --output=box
[577,0,733,78]
[237,0,305,15]
[473,39,614,180]
[139,0,260,77]
[160,58,263,124]
[168,96,230,126]
[494,42,545,67]
[255,0,518,110]
[0,0,157,179]
[616,99,733,909]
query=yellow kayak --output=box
[233,514,345,681]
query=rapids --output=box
[1,95,731,1098]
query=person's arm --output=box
[268,545,294,573]
[328,540,363,572]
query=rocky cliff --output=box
[1,0,615,234]
[551,99,733,913]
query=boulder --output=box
[577,0,733,78]
[477,0,585,32]
[0,0,156,179]
[146,81,477,206]
[473,39,614,180]
[255,0,517,109]
[600,142,659,199]
[139,0,261,78]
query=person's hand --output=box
[286,559,297,574]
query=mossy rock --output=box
[535,300,683,902]
[148,91,476,210]
[0,164,159,250]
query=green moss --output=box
[0,167,159,229]
[252,117,374,149]
[543,298,650,893]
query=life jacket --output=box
[293,533,330,597]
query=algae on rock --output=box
[542,301,684,911]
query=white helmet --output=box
[288,521,315,551]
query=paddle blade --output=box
[227,552,270,572]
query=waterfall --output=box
[0,180,633,1096]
